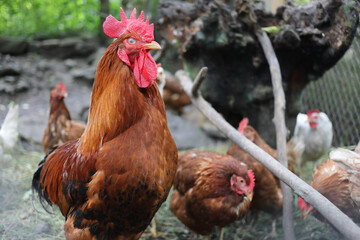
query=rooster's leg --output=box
[203,235,209,240]
[219,227,224,240]
[264,219,277,240]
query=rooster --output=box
[32,8,177,240]
[42,82,86,154]
[298,142,360,222]
[170,150,255,240]
[227,118,302,238]
[293,109,333,167]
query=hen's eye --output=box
[128,38,136,44]
[240,179,244,183]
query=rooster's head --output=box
[103,8,161,88]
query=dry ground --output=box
[0,145,349,240]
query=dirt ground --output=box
[0,146,347,240]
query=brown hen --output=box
[42,82,86,154]
[227,118,290,237]
[170,150,255,240]
[298,143,360,223]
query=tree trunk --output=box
[157,0,359,146]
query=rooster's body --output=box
[42,82,86,154]
[170,150,254,239]
[32,9,177,240]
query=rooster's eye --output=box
[128,38,136,44]
[240,179,244,183]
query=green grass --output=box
[0,145,353,239]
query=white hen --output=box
[156,65,166,97]
[0,104,19,162]
[293,109,333,166]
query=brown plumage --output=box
[227,118,292,237]
[33,9,177,240]
[298,145,360,222]
[227,119,282,214]
[42,82,86,154]
[162,70,192,111]
[170,150,255,238]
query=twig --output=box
[255,29,295,240]
[192,67,208,97]
[176,69,360,240]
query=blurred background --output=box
[0,0,359,239]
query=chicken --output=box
[32,8,177,240]
[155,64,166,97]
[42,82,86,154]
[0,104,19,158]
[293,109,333,166]
[227,118,283,238]
[170,150,255,240]
[0,104,19,185]
[298,143,360,222]
[162,70,192,111]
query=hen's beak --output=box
[142,41,161,50]
[244,190,253,201]
[302,206,314,219]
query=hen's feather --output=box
[0,104,19,153]
[171,150,252,236]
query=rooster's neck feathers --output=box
[79,41,163,155]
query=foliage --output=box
[0,0,159,39]
[262,26,281,34]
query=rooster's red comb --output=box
[58,82,66,93]
[103,8,154,42]
[238,118,249,134]
[247,169,255,191]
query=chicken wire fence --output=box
[300,29,360,147]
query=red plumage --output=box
[33,9,177,240]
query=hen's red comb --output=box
[103,8,154,42]
[307,109,320,118]
[248,169,255,190]
[298,197,307,211]
[58,82,66,93]
[238,118,249,134]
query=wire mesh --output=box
[300,29,360,147]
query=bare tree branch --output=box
[255,28,295,240]
[192,67,208,97]
[175,69,360,240]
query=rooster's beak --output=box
[142,41,161,50]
